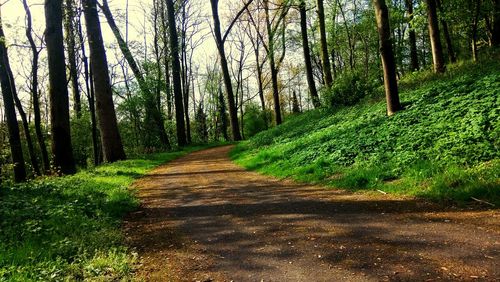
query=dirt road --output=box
[124,146,500,281]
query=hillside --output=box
[231,60,500,205]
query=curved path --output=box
[124,146,499,281]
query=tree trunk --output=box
[0,17,27,182]
[210,0,242,140]
[218,84,229,141]
[492,0,500,46]
[426,0,446,73]
[373,0,402,116]
[317,0,333,88]
[23,0,50,173]
[404,0,419,71]
[470,0,481,62]
[11,71,40,176]
[65,0,81,117]
[166,0,188,146]
[100,0,169,149]
[435,0,456,63]
[45,0,77,174]
[83,0,126,162]
[159,0,173,121]
[299,0,321,108]
[264,0,283,125]
[77,11,100,166]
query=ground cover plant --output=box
[231,59,500,205]
[0,145,220,281]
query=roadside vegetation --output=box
[232,58,500,206]
[0,145,219,281]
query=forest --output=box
[0,0,499,280]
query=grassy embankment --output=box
[0,144,221,281]
[232,59,500,205]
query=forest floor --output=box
[124,145,500,281]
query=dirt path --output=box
[124,146,500,281]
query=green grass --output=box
[231,59,500,206]
[0,144,223,281]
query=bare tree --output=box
[45,0,77,174]
[373,0,402,116]
[0,14,27,182]
[166,0,187,145]
[299,0,320,108]
[83,0,126,162]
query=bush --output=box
[323,71,376,107]
[243,102,269,138]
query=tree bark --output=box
[22,0,50,173]
[0,17,27,182]
[373,0,402,116]
[404,0,419,71]
[210,0,242,140]
[77,10,100,166]
[492,0,500,46]
[426,0,446,73]
[299,0,321,108]
[65,0,81,117]
[264,0,283,125]
[166,0,188,145]
[45,0,77,174]
[83,0,126,162]
[100,0,170,149]
[435,0,456,63]
[317,0,333,88]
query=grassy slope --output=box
[232,60,500,205]
[0,144,219,281]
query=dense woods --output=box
[0,0,498,179]
[0,0,499,280]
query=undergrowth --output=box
[0,144,221,281]
[231,59,500,206]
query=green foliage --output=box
[243,102,269,138]
[0,145,218,281]
[232,59,500,205]
[322,71,378,107]
[71,110,94,167]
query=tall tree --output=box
[317,0,333,88]
[64,0,81,117]
[45,0,77,174]
[23,0,50,173]
[99,0,170,149]
[492,0,500,46]
[77,9,100,166]
[435,0,456,63]
[373,0,402,116]
[166,0,188,145]
[0,16,27,182]
[83,0,126,162]
[299,0,321,108]
[209,0,251,140]
[263,0,288,125]
[404,0,419,71]
[426,0,446,73]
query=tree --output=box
[436,0,456,63]
[210,0,250,140]
[0,15,26,182]
[426,0,446,73]
[404,0,419,71]
[64,0,81,117]
[317,0,333,88]
[299,0,320,108]
[45,0,77,174]
[83,0,126,162]
[373,0,402,116]
[492,0,500,46]
[22,0,50,173]
[166,0,187,146]
[100,0,170,149]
